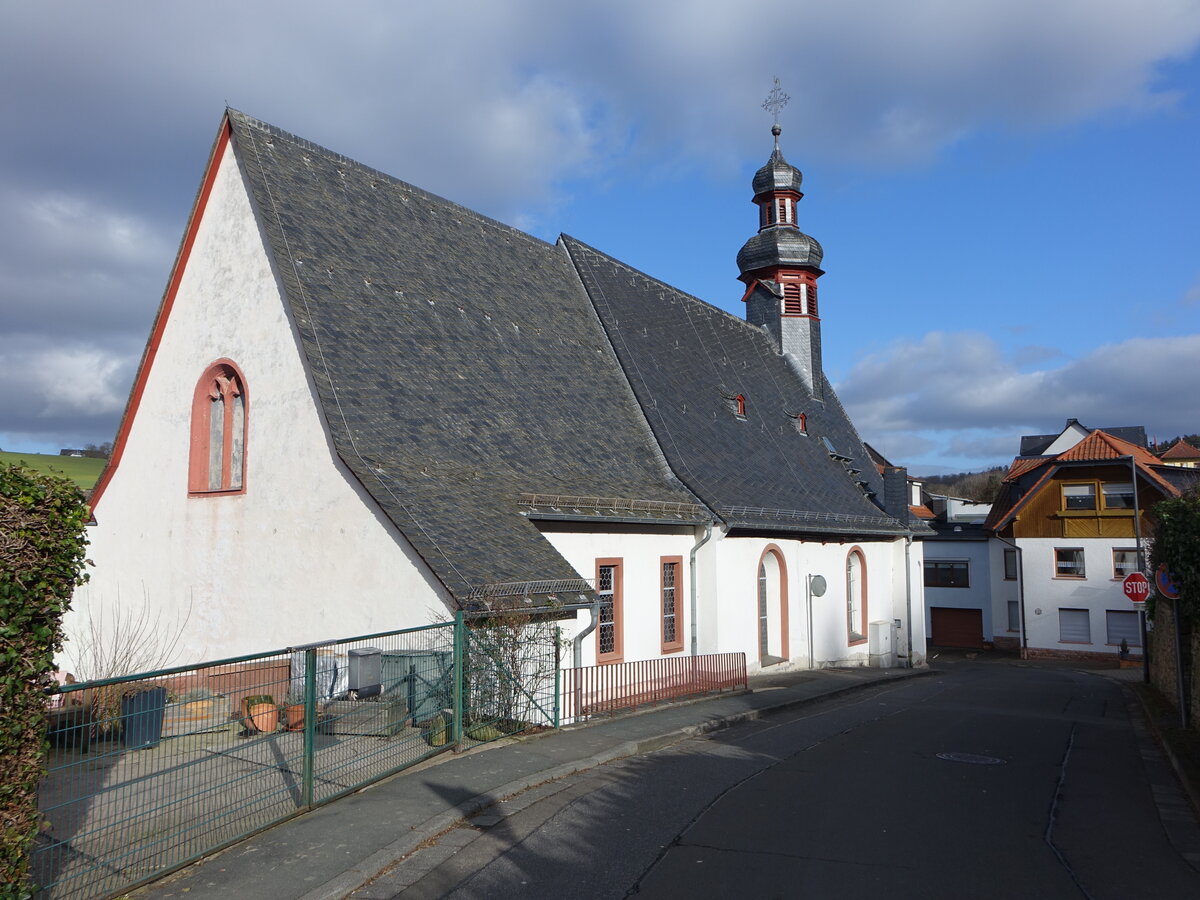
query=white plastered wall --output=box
[64,140,450,671]
[1016,537,1140,655]
[921,539,994,638]
[543,527,698,667]
[545,524,923,672]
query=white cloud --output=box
[0,336,136,448]
[838,330,1200,468]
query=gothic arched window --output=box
[188,360,247,494]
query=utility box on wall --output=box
[868,621,896,668]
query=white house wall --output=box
[1015,537,1142,656]
[545,526,926,672]
[922,539,994,638]
[66,139,450,671]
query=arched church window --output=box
[189,360,247,494]
[846,547,867,643]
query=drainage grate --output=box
[937,752,1006,765]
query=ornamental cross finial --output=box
[762,77,790,124]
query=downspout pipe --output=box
[690,521,715,656]
[903,535,914,667]
[996,534,1027,659]
[571,595,600,670]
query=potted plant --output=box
[284,692,307,732]
[240,694,279,734]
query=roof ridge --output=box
[227,108,559,257]
[560,234,762,333]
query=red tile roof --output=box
[985,429,1178,531]
[1161,439,1200,460]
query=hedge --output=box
[0,464,90,894]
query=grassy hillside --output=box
[0,451,105,491]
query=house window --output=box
[1003,549,1018,580]
[1054,548,1086,578]
[661,556,683,654]
[796,412,807,434]
[1007,600,1021,632]
[1062,483,1096,510]
[1112,549,1138,579]
[924,560,969,588]
[596,559,623,664]
[734,394,746,417]
[1059,608,1091,643]
[1102,482,1135,509]
[188,360,247,494]
[1106,610,1141,647]
[846,548,867,643]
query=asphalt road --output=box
[354,660,1200,899]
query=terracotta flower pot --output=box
[249,702,279,734]
[285,704,305,731]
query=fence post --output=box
[302,648,316,808]
[452,611,465,750]
[554,625,561,729]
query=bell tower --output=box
[737,82,825,399]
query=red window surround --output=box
[596,558,624,664]
[188,360,248,495]
[846,546,868,645]
[661,556,684,654]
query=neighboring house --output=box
[915,492,1013,651]
[69,110,927,675]
[985,421,1200,660]
[1159,439,1200,468]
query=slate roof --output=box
[561,237,906,537]
[1019,422,1147,456]
[215,109,911,607]
[226,111,707,601]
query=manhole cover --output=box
[937,752,1006,765]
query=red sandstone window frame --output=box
[846,547,868,646]
[735,394,746,417]
[660,556,684,654]
[595,558,624,664]
[188,359,248,495]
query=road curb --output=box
[1123,682,1200,820]
[308,667,934,899]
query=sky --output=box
[1,1,1198,476]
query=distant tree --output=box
[1157,434,1200,455]
[919,466,1006,503]
[81,443,113,460]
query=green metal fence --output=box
[34,614,559,900]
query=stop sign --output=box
[1123,572,1150,604]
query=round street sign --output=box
[1156,564,1181,600]
[1123,572,1151,605]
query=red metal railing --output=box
[561,653,747,723]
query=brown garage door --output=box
[930,607,984,648]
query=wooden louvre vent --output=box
[782,282,804,315]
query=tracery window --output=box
[189,361,247,494]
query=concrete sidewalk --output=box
[134,665,932,900]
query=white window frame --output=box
[1054,548,1086,579]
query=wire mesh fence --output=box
[33,615,557,900]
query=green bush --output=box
[1149,489,1200,625]
[0,463,90,892]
